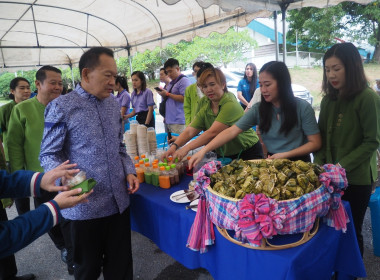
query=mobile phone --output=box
[154,87,163,92]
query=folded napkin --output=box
[71,178,97,195]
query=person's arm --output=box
[145,105,154,126]
[173,121,229,160]
[120,106,127,117]
[39,102,69,172]
[184,85,192,125]
[338,91,380,172]
[163,126,200,160]
[237,80,249,106]
[313,98,328,165]
[160,89,184,103]
[268,133,322,159]
[0,187,91,259]
[189,125,243,169]
[237,91,248,106]
[7,107,25,172]
[124,108,136,120]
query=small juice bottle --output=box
[185,156,193,176]
[174,158,183,177]
[144,163,152,184]
[134,156,140,164]
[151,164,159,187]
[168,166,175,186]
[159,166,170,189]
[135,163,144,183]
[171,164,180,184]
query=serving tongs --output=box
[172,189,196,200]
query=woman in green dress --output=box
[0,77,31,161]
[314,42,380,256]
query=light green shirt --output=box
[0,100,16,161]
[190,92,259,156]
[235,98,319,154]
[8,97,45,172]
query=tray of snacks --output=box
[187,159,350,252]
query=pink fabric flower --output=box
[237,194,286,246]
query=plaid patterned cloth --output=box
[187,161,350,252]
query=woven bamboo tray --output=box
[205,159,323,250]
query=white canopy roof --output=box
[0,0,374,70]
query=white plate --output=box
[189,199,199,212]
[170,190,191,203]
[170,190,199,203]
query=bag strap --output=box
[168,74,185,93]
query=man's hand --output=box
[158,89,167,97]
[40,160,80,192]
[127,174,139,194]
[53,188,93,209]
[161,145,176,161]
[173,147,188,162]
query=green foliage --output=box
[287,1,380,62]
[116,28,257,76]
[0,72,15,97]
[61,67,80,89]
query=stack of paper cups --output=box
[130,120,138,135]
[147,128,157,155]
[137,124,149,156]
[124,131,138,158]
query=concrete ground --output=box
[6,114,380,279]
[6,207,380,280]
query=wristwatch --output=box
[171,142,179,150]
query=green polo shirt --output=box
[0,100,16,161]
[8,97,46,172]
[190,92,259,156]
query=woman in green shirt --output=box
[164,67,263,161]
[314,43,380,256]
[0,77,31,161]
[189,61,321,168]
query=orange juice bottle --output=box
[134,156,140,164]
[135,163,144,183]
[159,166,170,189]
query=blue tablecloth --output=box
[130,176,366,280]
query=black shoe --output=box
[9,274,36,280]
[68,264,75,275]
[61,248,68,263]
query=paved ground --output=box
[6,115,380,279]
[6,206,380,280]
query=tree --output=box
[0,72,15,97]
[287,1,380,63]
[124,27,257,77]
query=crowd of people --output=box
[0,42,379,280]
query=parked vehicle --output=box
[182,69,313,105]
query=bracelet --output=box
[171,142,179,150]
[166,91,170,97]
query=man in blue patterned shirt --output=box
[40,47,139,280]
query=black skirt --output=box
[136,110,155,128]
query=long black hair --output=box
[131,71,146,91]
[115,76,129,92]
[258,61,297,136]
[322,42,368,100]
[244,63,258,97]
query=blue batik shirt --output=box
[40,84,136,220]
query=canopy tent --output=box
[0,0,375,70]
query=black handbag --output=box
[158,75,185,117]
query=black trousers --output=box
[14,190,65,250]
[136,111,155,129]
[223,141,264,161]
[0,205,17,279]
[342,184,373,256]
[71,208,133,280]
